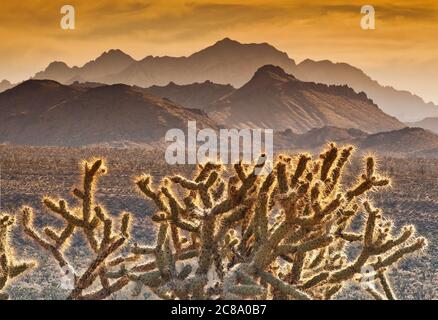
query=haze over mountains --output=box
[28,38,438,123]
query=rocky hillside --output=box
[0,80,216,146]
[206,65,405,133]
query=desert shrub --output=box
[17,144,426,299]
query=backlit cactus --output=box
[131,143,427,300]
[17,144,427,299]
[0,214,34,300]
[20,159,133,299]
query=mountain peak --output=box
[249,65,297,85]
[214,37,240,46]
[45,61,70,72]
[89,49,135,67]
[99,49,132,60]
[256,64,293,76]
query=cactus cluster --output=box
[0,214,34,300]
[17,144,427,299]
[130,143,426,299]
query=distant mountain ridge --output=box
[34,49,136,84]
[34,38,296,87]
[31,38,438,122]
[276,126,368,149]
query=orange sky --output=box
[1,0,437,103]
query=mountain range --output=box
[0,65,405,146]
[25,38,438,122]
[1,38,437,155]
[0,76,437,157]
[0,80,216,146]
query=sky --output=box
[0,0,437,103]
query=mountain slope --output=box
[293,59,438,122]
[406,117,438,134]
[0,80,216,146]
[206,65,405,133]
[145,81,235,110]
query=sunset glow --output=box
[1,0,437,103]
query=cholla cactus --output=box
[16,144,427,300]
[130,144,427,300]
[20,159,133,300]
[0,214,35,300]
